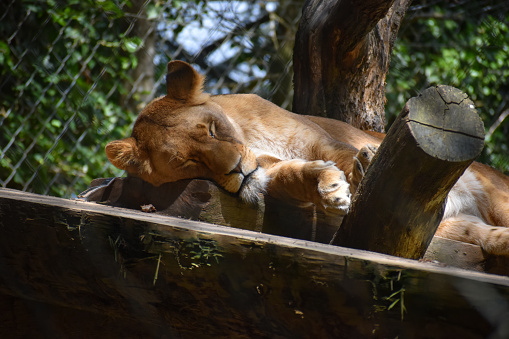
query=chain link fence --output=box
[1,0,508,198]
[0,0,303,197]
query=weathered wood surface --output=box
[2,188,509,338]
[81,176,342,244]
[332,86,485,259]
[81,176,509,275]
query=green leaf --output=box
[98,0,124,18]
[51,119,62,128]
[122,37,142,53]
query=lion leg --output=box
[263,159,351,216]
[436,213,509,256]
[348,143,378,193]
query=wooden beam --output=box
[331,86,485,259]
[81,175,509,275]
[1,188,509,337]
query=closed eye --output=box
[209,121,216,138]
[182,159,200,167]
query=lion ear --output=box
[166,60,207,103]
[105,137,151,174]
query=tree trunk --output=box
[122,0,157,112]
[330,86,485,259]
[293,0,412,132]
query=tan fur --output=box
[303,90,509,256]
[106,61,509,255]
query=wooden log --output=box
[1,188,509,338]
[331,85,485,259]
[80,176,342,244]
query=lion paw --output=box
[355,144,378,176]
[309,161,351,216]
[349,144,378,193]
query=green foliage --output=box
[0,0,137,196]
[156,0,303,109]
[2,0,508,198]
[387,2,509,173]
[1,0,302,197]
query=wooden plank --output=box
[1,188,509,338]
[424,237,509,276]
[424,236,486,271]
[81,177,509,275]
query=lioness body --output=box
[210,94,364,178]
[106,61,509,255]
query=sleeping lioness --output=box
[106,60,509,255]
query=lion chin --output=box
[237,167,269,204]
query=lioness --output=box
[106,61,509,255]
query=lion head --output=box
[105,61,264,202]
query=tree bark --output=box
[122,0,157,112]
[293,0,412,132]
[330,86,485,259]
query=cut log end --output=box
[407,85,485,162]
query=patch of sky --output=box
[157,1,278,83]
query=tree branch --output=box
[293,0,412,131]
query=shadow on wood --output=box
[80,172,509,276]
[1,188,509,338]
[80,176,342,244]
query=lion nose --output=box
[228,158,243,175]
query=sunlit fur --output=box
[238,167,269,204]
[444,168,486,220]
[106,61,509,255]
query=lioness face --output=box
[106,61,259,196]
[137,100,258,192]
